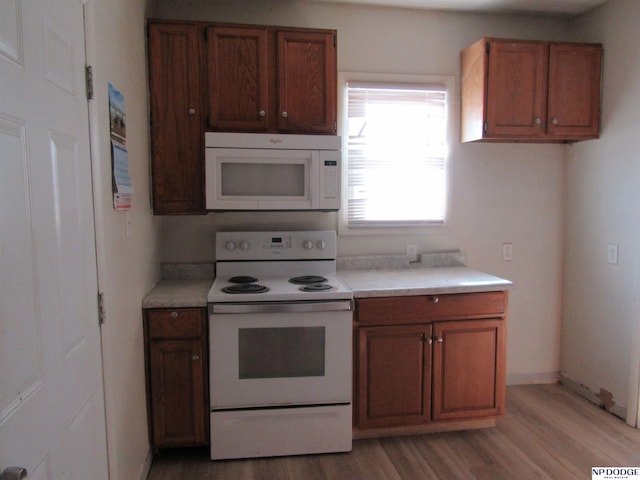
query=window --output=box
[343,78,449,229]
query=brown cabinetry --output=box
[276,30,337,133]
[148,22,205,214]
[205,26,336,134]
[144,308,208,448]
[205,26,269,132]
[461,38,602,143]
[354,292,507,435]
[147,20,338,214]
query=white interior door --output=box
[0,0,109,478]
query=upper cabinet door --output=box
[277,30,337,134]
[206,26,270,131]
[461,37,602,143]
[547,43,602,140]
[485,40,548,138]
[148,22,204,214]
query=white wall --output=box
[562,0,640,423]
[85,0,161,478]
[149,0,570,385]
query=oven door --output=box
[209,301,352,409]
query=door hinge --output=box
[334,120,337,131]
[486,42,491,54]
[97,291,106,325]
[85,65,94,100]
[484,122,488,133]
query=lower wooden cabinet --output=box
[144,308,209,448]
[354,292,507,434]
[358,324,432,429]
[432,319,506,421]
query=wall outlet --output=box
[502,243,513,262]
[406,244,418,261]
[607,243,619,265]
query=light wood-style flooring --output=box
[147,384,640,479]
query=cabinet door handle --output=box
[171,311,178,318]
[259,110,266,117]
[430,296,439,304]
[282,111,288,118]
[188,108,196,115]
[192,355,200,361]
[551,118,559,125]
[535,118,542,125]
[436,337,444,343]
[420,334,433,344]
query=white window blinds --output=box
[346,82,447,226]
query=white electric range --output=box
[207,231,353,460]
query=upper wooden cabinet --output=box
[148,22,205,214]
[461,38,602,143]
[205,26,270,131]
[147,20,338,214]
[205,26,337,134]
[276,30,337,133]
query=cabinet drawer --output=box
[356,291,506,326]
[147,308,205,339]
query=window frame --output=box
[337,72,455,236]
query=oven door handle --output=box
[209,300,353,314]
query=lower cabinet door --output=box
[149,339,207,447]
[432,319,506,421]
[357,324,432,428]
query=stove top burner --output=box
[222,284,269,294]
[229,276,258,284]
[299,283,333,292]
[289,275,328,285]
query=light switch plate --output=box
[502,243,513,262]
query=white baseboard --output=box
[559,372,627,420]
[507,371,559,386]
[139,448,153,480]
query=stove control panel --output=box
[264,236,292,249]
[216,231,336,261]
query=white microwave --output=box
[205,132,341,211]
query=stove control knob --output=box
[239,240,251,251]
[316,240,327,250]
[303,240,314,250]
[225,240,237,251]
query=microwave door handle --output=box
[310,151,320,208]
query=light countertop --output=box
[337,266,512,298]
[141,256,512,308]
[142,278,212,308]
[142,263,214,309]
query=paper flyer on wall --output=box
[111,140,133,210]
[108,83,132,210]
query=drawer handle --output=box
[171,311,178,318]
[430,296,439,304]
